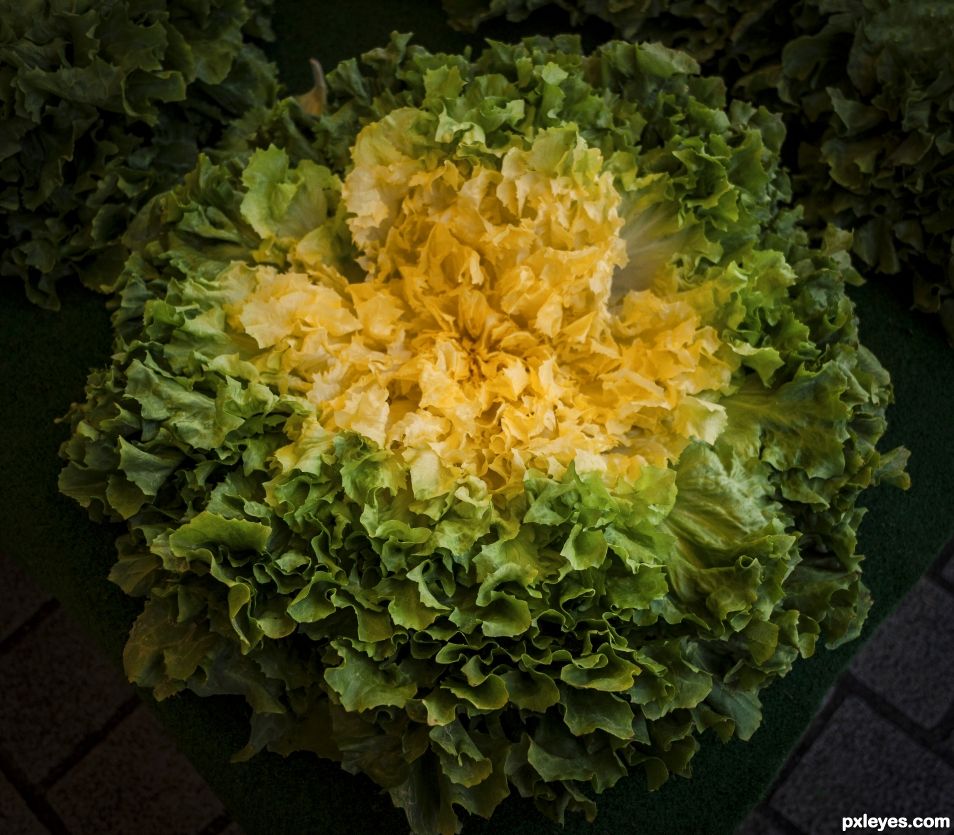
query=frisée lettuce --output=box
[60,34,908,834]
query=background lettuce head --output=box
[0,0,277,307]
[60,34,908,835]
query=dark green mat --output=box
[2,2,954,833]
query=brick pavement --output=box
[1,542,952,835]
[0,555,235,835]
[739,539,954,835]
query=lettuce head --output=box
[60,34,908,835]
[0,0,278,308]
[444,0,954,343]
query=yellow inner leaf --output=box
[231,117,733,495]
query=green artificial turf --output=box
[1,2,953,833]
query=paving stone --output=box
[817,682,840,713]
[734,808,787,835]
[771,696,954,835]
[0,608,132,783]
[0,772,46,835]
[942,548,954,587]
[49,705,223,835]
[0,553,52,644]
[850,579,954,728]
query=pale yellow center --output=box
[231,114,732,495]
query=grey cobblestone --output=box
[733,808,787,835]
[771,696,954,835]
[850,579,954,729]
[0,772,45,835]
[48,705,224,835]
[0,554,51,644]
[942,550,954,587]
[0,608,132,783]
